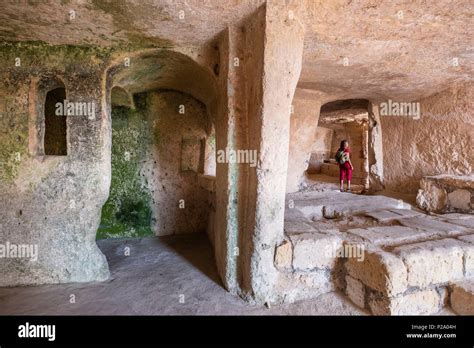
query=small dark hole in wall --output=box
[213,63,219,76]
[44,87,67,156]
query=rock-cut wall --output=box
[381,82,474,194]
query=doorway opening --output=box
[305,99,370,193]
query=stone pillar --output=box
[214,26,248,294]
[213,2,304,303]
[242,2,305,303]
[362,125,370,191]
[368,102,384,192]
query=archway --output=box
[98,50,218,244]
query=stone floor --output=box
[0,233,367,315]
[0,189,468,315]
[302,173,365,193]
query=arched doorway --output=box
[98,50,218,242]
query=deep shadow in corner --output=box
[97,232,223,288]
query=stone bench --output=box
[344,236,474,315]
[416,174,473,213]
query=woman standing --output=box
[335,140,354,192]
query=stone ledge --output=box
[416,174,473,213]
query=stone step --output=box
[449,279,474,315]
[347,226,437,247]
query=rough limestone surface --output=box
[368,288,442,316]
[276,269,335,304]
[0,0,473,313]
[416,174,474,213]
[345,275,366,309]
[435,213,474,230]
[450,280,474,315]
[345,247,408,296]
[292,191,410,221]
[457,237,474,277]
[284,220,317,234]
[364,210,407,222]
[274,240,292,271]
[448,189,471,211]
[458,234,474,244]
[382,84,474,194]
[286,89,323,193]
[0,44,115,286]
[396,215,466,236]
[366,208,421,222]
[289,232,343,271]
[392,239,465,288]
[347,226,434,247]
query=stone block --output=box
[274,240,292,270]
[417,175,473,213]
[345,247,407,296]
[448,189,471,211]
[289,232,343,271]
[392,238,464,288]
[368,288,442,315]
[279,269,335,303]
[458,238,474,277]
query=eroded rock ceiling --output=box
[1,0,473,100]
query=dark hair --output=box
[339,140,348,150]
